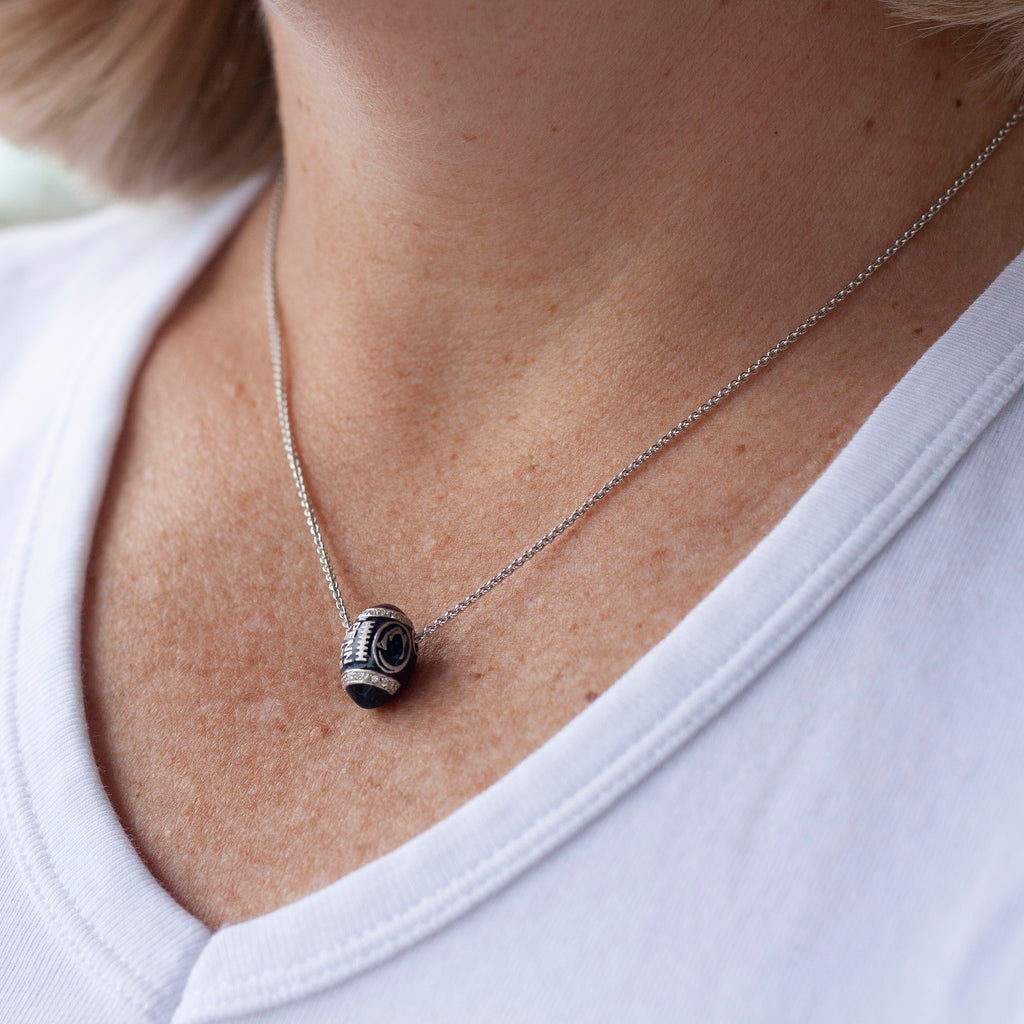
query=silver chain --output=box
[266,100,1023,642]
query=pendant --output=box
[340,605,418,708]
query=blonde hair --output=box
[892,1,1024,76]
[0,0,278,198]
[0,0,1021,200]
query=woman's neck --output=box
[259,0,1019,433]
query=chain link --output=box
[266,100,1023,643]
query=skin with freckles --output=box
[82,0,1024,928]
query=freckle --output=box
[864,117,875,134]
[891,299,899,310]
[461,132,478,142]
[584,690,599,703]
[955,97,963,109]
[548,303,558,315]
[934,70,942,82]
[821,0,832,10]
[734,443,746,456]
[549,124,559,134]
[514,67,527,78]
[494,302,504,313]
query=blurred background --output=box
[0,138,97,226]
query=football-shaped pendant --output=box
[340,605,417,708]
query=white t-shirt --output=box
[2,179,1024,1023]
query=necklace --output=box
[266,102,1023,708]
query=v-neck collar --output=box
[4,183,1024,1022]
